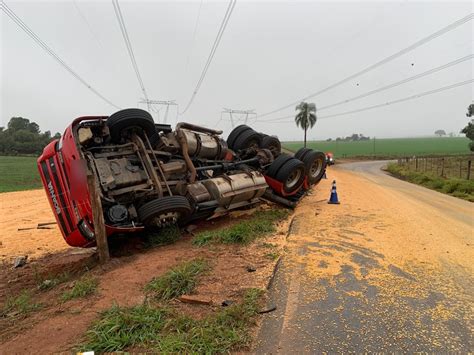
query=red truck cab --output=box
[37,116,142,247]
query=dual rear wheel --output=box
[295,147,327,184]
[226,125,281,157]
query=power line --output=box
[320,79,474,119]
[180,0,237,115]
[1,1,121,109]
[184,0,204,74]
[318,54,474,111]
[257,55,473,123]
[257,13,474,119]
[73,0,104,51]
[222,108,256,127]
[253,79,473,123]
[112,0,149,107]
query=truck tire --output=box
[232,128,262,151]
[227,125,251,149]
[107,108,156,143]
[266,153,293,178]
[294,147,311,161]
[261,135,281,158]
[138,196,191,227]
[302,150,327,184]
[275,158,305,193]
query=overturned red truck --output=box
[38,108,327,248]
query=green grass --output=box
[386,163,474,202]
[265,251,280,260]
[1,291,42,318]
[61,276,98,301]
[193,209,290,246]
[0,155,42,192]
[80,288,263,353]
[283,137,471,158]
[142,226,182,248]
[145,259,209,301]
[37,271,72,291]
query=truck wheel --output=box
[302,150,327,184]
[295,147,311,160]
[227,125,251,149]
[266,153,292,178]
[107,108,156,143]
[261,135,281,158]
[138,196,191,227]
[232,129,262,151]
[275,158,305,193]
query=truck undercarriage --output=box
[38,108,327,247]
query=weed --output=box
[37,272,72,291]
[1,291,41,318]
[80,288,263,353]
[386,163,474,202]
[265,251,280,260]
[81,304,168,352]
[193,209,290,246]
[61,276,98,301]
[145,259,209,301]
[261,242,276,249]
[142,225,182,248]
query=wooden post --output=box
[86,165,110,264]
[459,160,462,178]
[468,160,472,180]
[415,158,418,171]
[441,158,445,177]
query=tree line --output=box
[0,117,61,155]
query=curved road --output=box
[256,160,473,353]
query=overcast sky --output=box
[1,0,473,141]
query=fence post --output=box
[468,160,472,180]
[441,158,445,177]
[415,158,418,171]
[459,160,462,178]
[86,164,110,264]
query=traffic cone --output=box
[328,180,340,204]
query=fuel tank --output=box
[180,129,227,160]
[201,171,267,207]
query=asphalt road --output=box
[255,160,473,353]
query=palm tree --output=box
[295,102,317,147]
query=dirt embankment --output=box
[0,188,292,353]
[0,189,73,262]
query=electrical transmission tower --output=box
[221,108,257,128]
[139,99,178,124]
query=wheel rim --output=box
[309,158,323,178]
[268,144,279,156]
[286,169,302,189]
[248,139,260,149]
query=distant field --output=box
[0,156,42,193]
[283,137,471,158]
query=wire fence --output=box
[396,155,473,180]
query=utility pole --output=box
[139,99,178,124]
[221,108,257,128]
